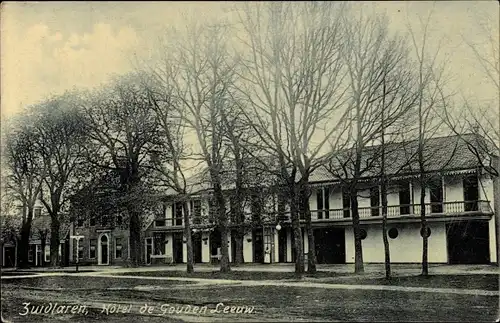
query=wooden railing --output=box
[309,200,493,220]
[152,200,493,227]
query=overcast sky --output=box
[1,1,499,120]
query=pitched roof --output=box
[165,134,491,196]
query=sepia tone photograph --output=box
[0,1,499,322]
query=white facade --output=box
[145,172,497,265]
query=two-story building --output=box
[143,134,498,266]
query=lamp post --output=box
[70,234,85,272]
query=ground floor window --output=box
[44,246,50,262]
[115,238,123,258]
[78,245,84,260]
[89,239,97,259]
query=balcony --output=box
[310,200,493,221]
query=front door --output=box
[253,229,263,263]
[278,229,287,263]
[173,233,183,263]
[192,232,202,263]
[98,234,110,265]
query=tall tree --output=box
[34,93,87,267]
[324,11,418,274]
[139,69,197,273]
[407,6,455,276]
[153,22,236,272]
[236,1,350,274]
[80,74,160,267]
[4,115,45,268]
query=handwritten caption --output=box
[20,302,255,316]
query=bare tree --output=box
[158,22,238,273]
[4,115,46,268]
[80,74,160,267]
[406,6,456,276]
[139,68,198,273]
[235,1,350,274]
[33,93,87,267]
[323,12,419,274]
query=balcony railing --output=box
[152,200,492,228]
[310,200,493,220]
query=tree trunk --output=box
[350,185,364,274]
[381,179,391,279]
[18,219,33,269]
[129,211,142,267]
[299,175,317,274]
[214,183,230,273]
[233,228,244,265]
[420,177,429,276]
[182,201,194,273]
[50,217,60,267]
[290,184,305,274]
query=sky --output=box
[1,1,498,121]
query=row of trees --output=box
[2,2,497,276]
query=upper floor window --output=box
[191,200,202,224]
[76,217,85,227]
[370,186,380,217]
[316,187,330,219]
[34,207,42,218]
[342,188,350,218]
[89,216,96,227]
[174,202,183,226]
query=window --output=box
[115,238,122,259]
[316,187,330,220]
[360,229,367,240]
[101,215,110,226]
[388,228,399,239]
[370,186,380,217]
[34,207,42,218]
[399,180,411,215]
[89,216,96,227]
[251,193,262,225]
[192,200,202,224]
[116,215,123,226]
[342,189,350,218]
[76,217,85,227]
[89,239,97,259]
[28,246,34,262]
[420,227,431,238]
[153,233,165,255]
[78,245,84,260]
[44,246,50,263]
[429,177,443,213]
[174,203,183,226]
[208,198,217,224]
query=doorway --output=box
[446,220,490,264]
[98,233,110,265]
[192,231,202,263]
[173,232,183,263]
[278,228,287,263]
[314,228,346,264]
[252,229,263,263]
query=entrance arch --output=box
[98,233,110,265]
